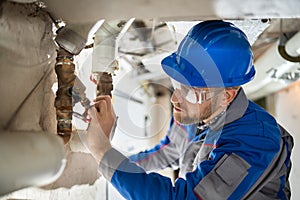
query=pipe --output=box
[54,21,102,142]
[244,31,300,99]
[92,19,134,96]
[54,48,75,143]
[94,72,114,97]
[278,32,300,62]
[92,20,124,73]
[0,131,66,196]
[54,19,133,138]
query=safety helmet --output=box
[161,20,255,88]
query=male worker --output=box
[86,20,294,199]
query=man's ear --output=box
[222,88,239,107]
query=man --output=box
[86,20,294,199]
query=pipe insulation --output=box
[92,20,122,73]
[278,32,300,62]
[92,19,134,97]
[244,31,300,99]
[92,19,134,73]
[0,131,66,196]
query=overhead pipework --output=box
[92,19,135,96]
[54,47,92,143]
[244,20,300,100]
[53,17,134,142]
[0,131,66,196]
[53,20,103,143]
[54,48,76,143]
[54,18,134,139]
[278,32,300,63]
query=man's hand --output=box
[86,95,116,163]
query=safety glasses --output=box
[171,79,224,104]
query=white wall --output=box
[271,80,300,200]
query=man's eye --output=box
[181,87,189,94]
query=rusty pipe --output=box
[94,72,114,97]
[54,48,76,143]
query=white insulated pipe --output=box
[282,31,300,57]
[0,131,66,196]
[92,19,135,74]
[244,31,300,99]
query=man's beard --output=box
[173,101,214,125]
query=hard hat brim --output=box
[161,53,209,87]
[161,53,256,88]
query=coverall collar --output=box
[209,87,249,131]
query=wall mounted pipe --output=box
[0,131,66,196]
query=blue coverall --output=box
[99,88,293,200]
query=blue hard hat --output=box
[161,20,256,87]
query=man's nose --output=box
[171,89,183,103]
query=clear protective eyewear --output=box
[171,79,224,104]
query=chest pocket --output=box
[194,153,251,200]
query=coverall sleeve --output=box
[129,135,180,171]
[128,118,189,171]
[98,128,281,200]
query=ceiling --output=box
[40,0,300,23]
[10,0,300,100]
